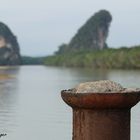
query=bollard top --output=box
[61,80,140,109]
[72,80,124,93]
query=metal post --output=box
[61,87,140,140]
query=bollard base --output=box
[73,109,130,140]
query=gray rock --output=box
[73,80,124,93]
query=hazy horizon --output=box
[1,0,140,56]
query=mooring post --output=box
[61,80,140,140]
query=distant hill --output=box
[56,10,112,54]
[0,22,21,65]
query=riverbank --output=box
[44,46,140,69]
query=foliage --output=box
[55,10,112,54]
[0,22,14,39]
[55,43,68,55]
[44,46,140,69]
[21,56,45,65]
[0,22,21,65]
[0,22,19,52]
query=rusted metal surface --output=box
[73,109,130,140]
[61,90,140,140]
[61,90,140,109]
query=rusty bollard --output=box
[61,80,140,140]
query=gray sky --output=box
[0,0,140,56]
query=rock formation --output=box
[56,10,112,54]
[0,22,21,65]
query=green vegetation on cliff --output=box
[56,10,112,54]
[44,46,140,69]
[0,22,21,65]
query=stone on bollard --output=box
[61,80,140,140]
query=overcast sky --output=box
[0,0,140,56]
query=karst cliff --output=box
[0,22,21,65]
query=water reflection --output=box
[0,67,19,134]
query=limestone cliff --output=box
[56,10,112,54]
[0,22,21,65]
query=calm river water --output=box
[0,66,139,140]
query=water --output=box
[0,66,139,140]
